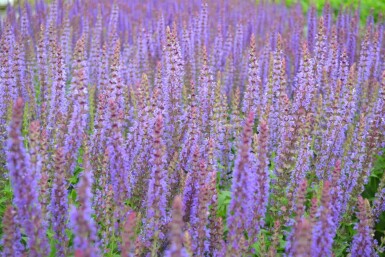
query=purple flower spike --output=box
[70,149,99,257]
[165,196,188,257]
[142,114,169,251]
[311,181,334,257]
[50,147,69,257]
[349,197,378,257]
[227,111,255,255]
[1,206,25,257]
[6,98,49,257]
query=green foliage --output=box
[217,190,231,219]
[88,85,96,134]
[47,228,58,257]
[0,178,13,236]
[251,228,286,256]
[280,0,385,22]
[333,218,356,257]
[22,102,30,139]
[363,149,385,255]
[104,234,121,257]
[33,72,42,106]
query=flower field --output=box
[1,0,385,256]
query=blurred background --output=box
[1,0,385,22]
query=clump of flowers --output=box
[1,0,385,256]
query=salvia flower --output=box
[49,147,69,257]
[121,212,137,257]
[311,181,334,257]
[1,205,24,257]
[165,196,188,257]
[6,98,49,256]
[287,218,312,257]
[349,196,378,257]
[227,111,255,254]
[70,149,99,257]
[142,114,169,250]
[1,1,385,256]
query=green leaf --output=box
[218,190,231,218]
[70,190,77,203]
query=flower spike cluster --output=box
[0,1,385,256]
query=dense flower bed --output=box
[1,0,385,256]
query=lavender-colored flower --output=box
[64,36,89,175]
[227,111,255,254]
[165,196,188,257]
[249,119,269,240]
[182,142,200,222]
[287,218,312,257]
[50,147,69,257]
[190,159,211,255]
[1,1,385,256]
[121,212,137,257]
[314,17,327,93]
[1,206,24,257]
[242,34,261,115]
[70,149,99,257]
[142,114,169,250]
[292,42,316,114]
[6,98,49,257]
[285,179,308,256]
[48,43,67,130]
[269,35,286,151]
[349,197,378,257]
[373,170,385,220]
[307,6,317,53]
[311,181,334,257]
